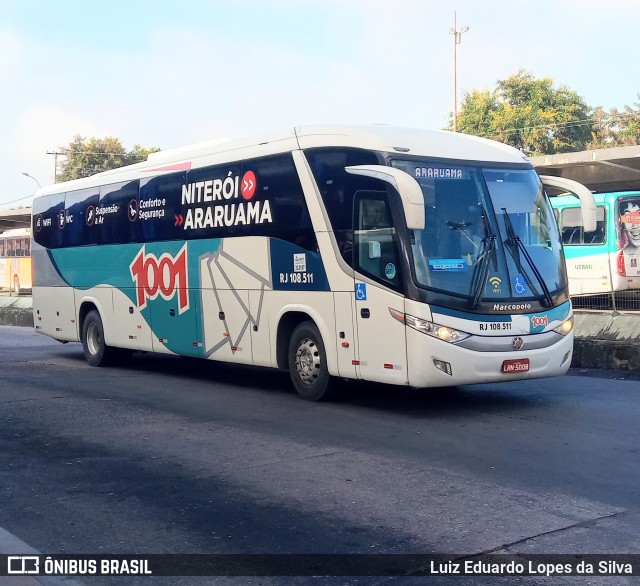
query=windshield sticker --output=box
[429,259,468,272]
[385,263,397,279]
[489,276,502,294]
[512,275,528,295]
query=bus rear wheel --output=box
[288,321,335,401]
[82,310,116,367]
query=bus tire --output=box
[82,310,115,367]
[11,275,20,296]
[288,321,335,401]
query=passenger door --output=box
[352,191,408,384]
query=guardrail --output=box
[571,290,640,312]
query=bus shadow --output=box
[60,347,548,418]
[331,378,547,417]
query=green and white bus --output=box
[31,125,595,400]
[551,191,640,296]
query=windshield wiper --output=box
[501,207,554,307]
[468,215,497,309]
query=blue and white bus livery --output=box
[31,125,595,400]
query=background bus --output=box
[551,191,640,296]
[0,227,32,295]
[31,125,594,400]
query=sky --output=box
[1,0,639,209]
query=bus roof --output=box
[551,190,640,207]
[34,125,531,197]
[294,124,529,164]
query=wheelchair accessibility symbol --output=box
[513,275,527,295]
[355,283,367,301]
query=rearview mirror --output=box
[345,165,425,230]
[539,175,597,233]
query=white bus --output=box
[31,125,595,400]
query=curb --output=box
[572,312,640,371]
[0,296,34,327]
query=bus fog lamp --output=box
[433,359,452,375]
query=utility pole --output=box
[46,151,63,183]
[450,11,469,132]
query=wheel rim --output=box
[295,337,320,385]
[86,322,100,356]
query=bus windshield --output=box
[390,160,565,305]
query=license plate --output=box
[501,358,530,373]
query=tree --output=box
[619,99,640,145]
[452,70,593,156]
[588,97,640,148]
[57,135,160,182]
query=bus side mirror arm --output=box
[345,165,425,230]
[539,175,597,233]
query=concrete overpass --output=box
[0,207,31,232]
[531,144,640,193]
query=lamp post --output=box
[21,172,42,189]
[450,11,469,132]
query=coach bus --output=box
[551,191,640,296]
[0,227,32,295]
[31,125,595,400]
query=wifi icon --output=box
[489,276,502,288]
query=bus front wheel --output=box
[82,310,115,367]
[287,321,335,401]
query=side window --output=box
[32,193,65,249]
[560,206,606,245]
[559,207,582,244]
[584,207,606,244]
[354,191,403,291]
[305,148,380,263]
[139,172,186,243]
[183,162,243,240]
[183,155,314,248]
[246,155,317,250]
[98,181,139,245]
[65,188,99,247]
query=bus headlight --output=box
[390,309,470,343]
[553,317,574,336]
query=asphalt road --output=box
[1,325,640,585]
